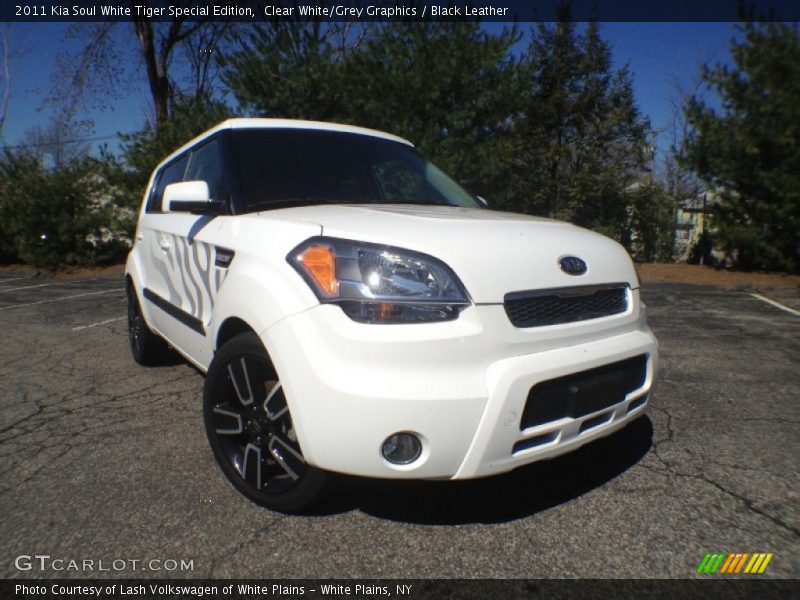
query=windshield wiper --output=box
[383,199,454,206]
[248,197,340,212]
[247,197,457,212]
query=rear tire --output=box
[126,282,168,366]
[203,332,326,512]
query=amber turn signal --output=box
[298,245,338,296]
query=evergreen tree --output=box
[342,23,522,198]
[509,12,651,244]
[629,181,676,262]
[220,18,652,235]
[121,95,232,195]
[221,22,521,200]
[220,21,361,122]
[681,21,800,272]
[0,150,130,267]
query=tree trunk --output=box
[133,17,170,131]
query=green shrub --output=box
[0,151,131,268]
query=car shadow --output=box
[312,415,653,525]
[151,345,188,367]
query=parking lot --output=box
[0,271,797,579]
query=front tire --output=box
[203,332,326,512]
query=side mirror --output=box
[163,181,223,214]
[476,195,489,209]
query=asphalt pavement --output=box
[0,272,797,579]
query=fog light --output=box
[381,432,422,465]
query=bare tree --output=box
[47,1,228,133]
[132,2,212,128]
[1,27,12,138]
[178,21,231,102]
[655,76,708,262]
[662,76,704,202]
[21,117,92,168]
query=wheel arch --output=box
[209,265,317,359]
[125,273,134,289]
[216,317,258,352]
[124,250,152,321]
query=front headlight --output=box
[287,237,471,324]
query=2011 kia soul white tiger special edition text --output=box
[125,119,659,511]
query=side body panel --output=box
[207,215,324,361]
[145,214,225,367]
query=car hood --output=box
[260,204,637,304]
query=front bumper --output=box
[262,297,658,480]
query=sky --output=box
[0,21,739,161]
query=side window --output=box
[185,140,224,201]
[146,156,188,213]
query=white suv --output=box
[125,119,658,511]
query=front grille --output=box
[520,355,647,430]
[504,284,628,328]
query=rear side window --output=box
[184,140,224,201]
[147,155,188,213]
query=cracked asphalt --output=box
[0,273,797,579]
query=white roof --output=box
[157,118,414,171]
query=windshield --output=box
[231,129,480,212]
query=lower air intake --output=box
[520,355,647,430]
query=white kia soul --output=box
[125,118,658,511]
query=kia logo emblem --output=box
[559,256,587,275]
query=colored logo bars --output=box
[696,553,773,574]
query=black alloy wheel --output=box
[203,332,326,511]
[126,282,167,366]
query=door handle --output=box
[159,239,171,251]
